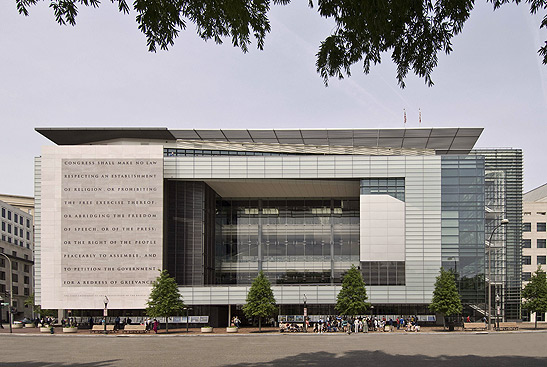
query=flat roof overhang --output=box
[35,127,176,145]
[36,127,483,153]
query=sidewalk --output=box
[2,322,547,335]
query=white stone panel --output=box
[40,145,163,310]
[360,195,405,262]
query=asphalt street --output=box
[2,331,547,367]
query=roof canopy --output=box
[36,127,483,153]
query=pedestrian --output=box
[153,319,159,333]
[115,316,120,331]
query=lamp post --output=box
[487,218,508,331]
[103,296,109,334]
[495,293,501,330]
[0,253,13,334]
[303,294,307,333]
[184,307,192,333]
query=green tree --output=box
[146,270,185,333]
[14,0,547,87]
[24,293,56,318]
[522,266,547,330]
[429,268,462,329]
[335,265,370,316]
[243,271,277,332]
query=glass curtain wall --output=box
[441,156,486,315]
[471,149,523,321]
[215,198,360,285]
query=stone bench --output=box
[496,322,519,331]
[90,325,116,333]
[463,322,487,331]
[122,324,148,333]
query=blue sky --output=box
[0,1,545,196]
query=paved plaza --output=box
[1,330,547,367]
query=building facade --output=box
[522,183,547,322]
[33,128,522,325]
[0,200,34,321]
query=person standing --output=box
[114,316,120,331]
[153,319,159,333]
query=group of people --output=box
[144,318,160,333]
[309,316,421,333]
[61,317,78,328]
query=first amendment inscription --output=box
[60,158,163,288]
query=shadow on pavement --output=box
[2,360,120,367]
[223,350,547,367]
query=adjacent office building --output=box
[33,127,522,325]
[0,199,34,321]
[522,183,547,322]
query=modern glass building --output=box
[33,127,522,325]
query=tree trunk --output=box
[259,317,262,332]
[535,315,538,330]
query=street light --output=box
[302,294,307,333]
[183,307,192,333]
[487,218,508,331]
[495,294,501,330]
[0,253,13,334]
[103,296,109,334]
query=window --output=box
[523,223,532,232]
[523,256,532,265]
[24,254,28,260]
[26,231,30,240]
[0,271,4,280]
[7,224,11,234]
[538,239,547,248]
[12,273,18,282]
[7,237,11,243]
[523,239,532,248]
[7,211,11,220]
[523,272,532,281]
[12,286,18,295]
[14,213,18,223]
[1,221,4,231]
[539,212,547,216]
[24,288,29,296]
[24,276,29,284]
[1,208,4,218]
[524,212,531,215]
[12,251,16,257]
[19,217,23,225]
[12,261,17,270]
[26,219,30,228]
[538,256,547,265]
[0,258,4,267]
[538,223,546,232]
[0,284,4,293]
[19,228,23,237]
[24,264,30,273]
